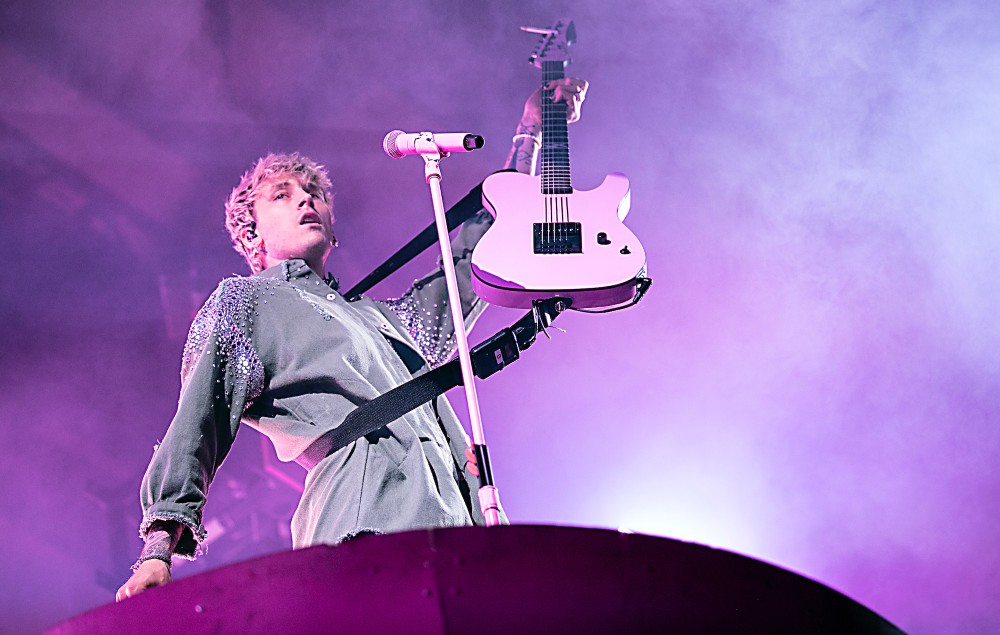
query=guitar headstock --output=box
[522,19,576,69]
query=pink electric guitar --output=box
[471,19,647,310]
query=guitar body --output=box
[471,170,647,309]
[470,18,649,310]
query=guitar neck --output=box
[540,60,572,195]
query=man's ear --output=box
[242,222,260,251]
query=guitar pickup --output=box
[533,222,582,254]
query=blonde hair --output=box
[224,152,334,273]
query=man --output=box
[116,78,589,601]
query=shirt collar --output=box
[257,259,340,293]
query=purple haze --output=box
[1,1,998,633]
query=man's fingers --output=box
[115,565,172,602]
[547,79,588,99]
[115,584,134,603]
[464,446,480,477]
[545,77,587,91]
[545,78,588,123]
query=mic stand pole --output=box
[419,148,504,527]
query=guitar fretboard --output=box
[540,60,573,195]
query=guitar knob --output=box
[620,245,631,255]
[597,232,611,245]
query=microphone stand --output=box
[410,137,504,526]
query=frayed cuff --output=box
[139,511,208,560]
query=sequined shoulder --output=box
[379,293,455,368]
[179,277,266,404]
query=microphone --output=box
[383,130,485,158]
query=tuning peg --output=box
[520,25,557,35]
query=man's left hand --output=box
[521,77,590,128]
[464,445,480,478]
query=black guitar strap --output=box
[295,298,564,469]
[341,171,515,301]
[296,173,566,470]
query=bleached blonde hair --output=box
[224,152,334,273]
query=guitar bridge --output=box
[533,222,582,254]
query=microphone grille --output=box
[383,130,405,159]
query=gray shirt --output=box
[139,211,495,559]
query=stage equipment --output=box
[471,20,651,311]
[383,130,485,158]
[385,132,505,526]
[47,526,904,634]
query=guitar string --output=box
[541,64,571,252]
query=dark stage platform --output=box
[48,525,903,634]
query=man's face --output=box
[252,173,334,267]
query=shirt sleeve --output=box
[379,209,493,367]
[138,278,265,559]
